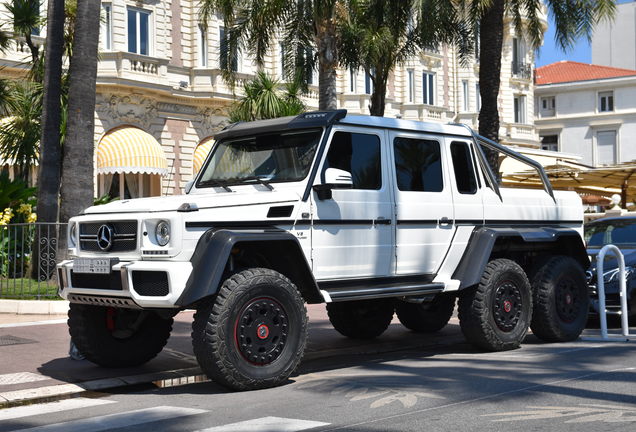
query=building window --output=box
[349,69,357,93]
[598,91,614,112]
[197,25,208,67]
[101,3,112,50]
[30,0,40,36]
[365,70,373,95]
[540,96,555,117]
[597,130,617,165]
[407,69,414,103]
[540,135,558,152]
[462,80,469,111]
[280,43,286,80]
[219,27,238,71]
[514,95,526,124]
[422,72,435,105]
[476,83,481,111]
[127,8,151,55]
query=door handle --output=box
[438,217,452,226]
[373,217,392,225]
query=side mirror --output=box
[185,180,194,194]
[313,168,353,200]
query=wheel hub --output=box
[556,277,580,323]
[235,297,288,365]
[493,281,523,332]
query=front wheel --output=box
[68,304,173,367]
[192,268,308,391]
[458,259,532,351]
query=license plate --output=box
[73,258,113,274]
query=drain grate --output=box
[0,335,37,346]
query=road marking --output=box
[483,404,636,423]
[0,372,49,386]
[0,319,67,328]
[0,397,115,421]
[196,416,329,432]
[7,406,207,432]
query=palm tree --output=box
[473,0,616,168]
[228,72,306,122]
[199,0,340,110]
[59,0,100,224]
[338,0,472,116]
[6,0,44,77]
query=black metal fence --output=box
[0,223,67,299]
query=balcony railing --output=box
[511,61,532,80]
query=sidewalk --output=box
[0,304,466,407]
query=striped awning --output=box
[97,126,168,176]
[193,137,214,174]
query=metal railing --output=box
[0,223,67,299]
[511,61,532,80]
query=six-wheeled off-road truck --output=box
[58,110,589,390]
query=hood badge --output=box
[97,224,114,251]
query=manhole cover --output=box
[0,335,37,346]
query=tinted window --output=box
[585,219,636,247]
[394,137,442,192]
[451,142,478,194]
[324,132,381,190]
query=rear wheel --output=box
[395,294,455,333]
[68,304,173,367]
[530,256,588,342]
[192,268,308,391]
[327,299,394,339]
[458,259,532,351]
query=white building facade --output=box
[0,0,542,198]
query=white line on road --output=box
[196,416,329,432]
[6,406,207,432]
[0,320,66,329]
[0,372,49,386]
[0,397,115,422]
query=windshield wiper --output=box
[234,176,274,191]
[198,179,233,192]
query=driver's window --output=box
[323,131,381,190]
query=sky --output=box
[535,0,634,67]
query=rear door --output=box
[390,131,455,275]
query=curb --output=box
[0,300,69,315]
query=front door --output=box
[311,127,394,280]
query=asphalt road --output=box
[1,331,635,432]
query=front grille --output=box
[79,221,138,252]
[70,271,123,291]
[131,271,169,296]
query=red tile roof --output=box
[535,61,636,85]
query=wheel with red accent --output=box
[530,256,588,342]
[68,304,173,367]
[458,259,532,351]
[192,268,308,391]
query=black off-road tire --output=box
[192,268,308,391]
[530,256,589,342]
[458,259,532,351]
[68,304,173,367]
[395,294,455,333]
[326,299,394,339]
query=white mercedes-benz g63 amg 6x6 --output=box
[58,110,588,390]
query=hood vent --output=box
[267,205,294,218]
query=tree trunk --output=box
[368,70,388,116]
[60,0,100,224]
[31,0,65,280]
[316,18,338,110]
[477,0,505,175]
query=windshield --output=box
[197,129,323,188]
[585,219,636,248]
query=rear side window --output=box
[394,137,443,192]
[324,131,381,189]
[450,141,477,194]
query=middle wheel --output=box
[396,294,456,333]
[458,258,532,351]
[327,299,394,339]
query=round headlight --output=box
[155,220,170,246]
[69,223,78,247]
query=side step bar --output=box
[320,281,445,302]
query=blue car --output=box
[585,216,636,321]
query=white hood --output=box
[83,189,301,214]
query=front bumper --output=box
[57,259,193,309]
